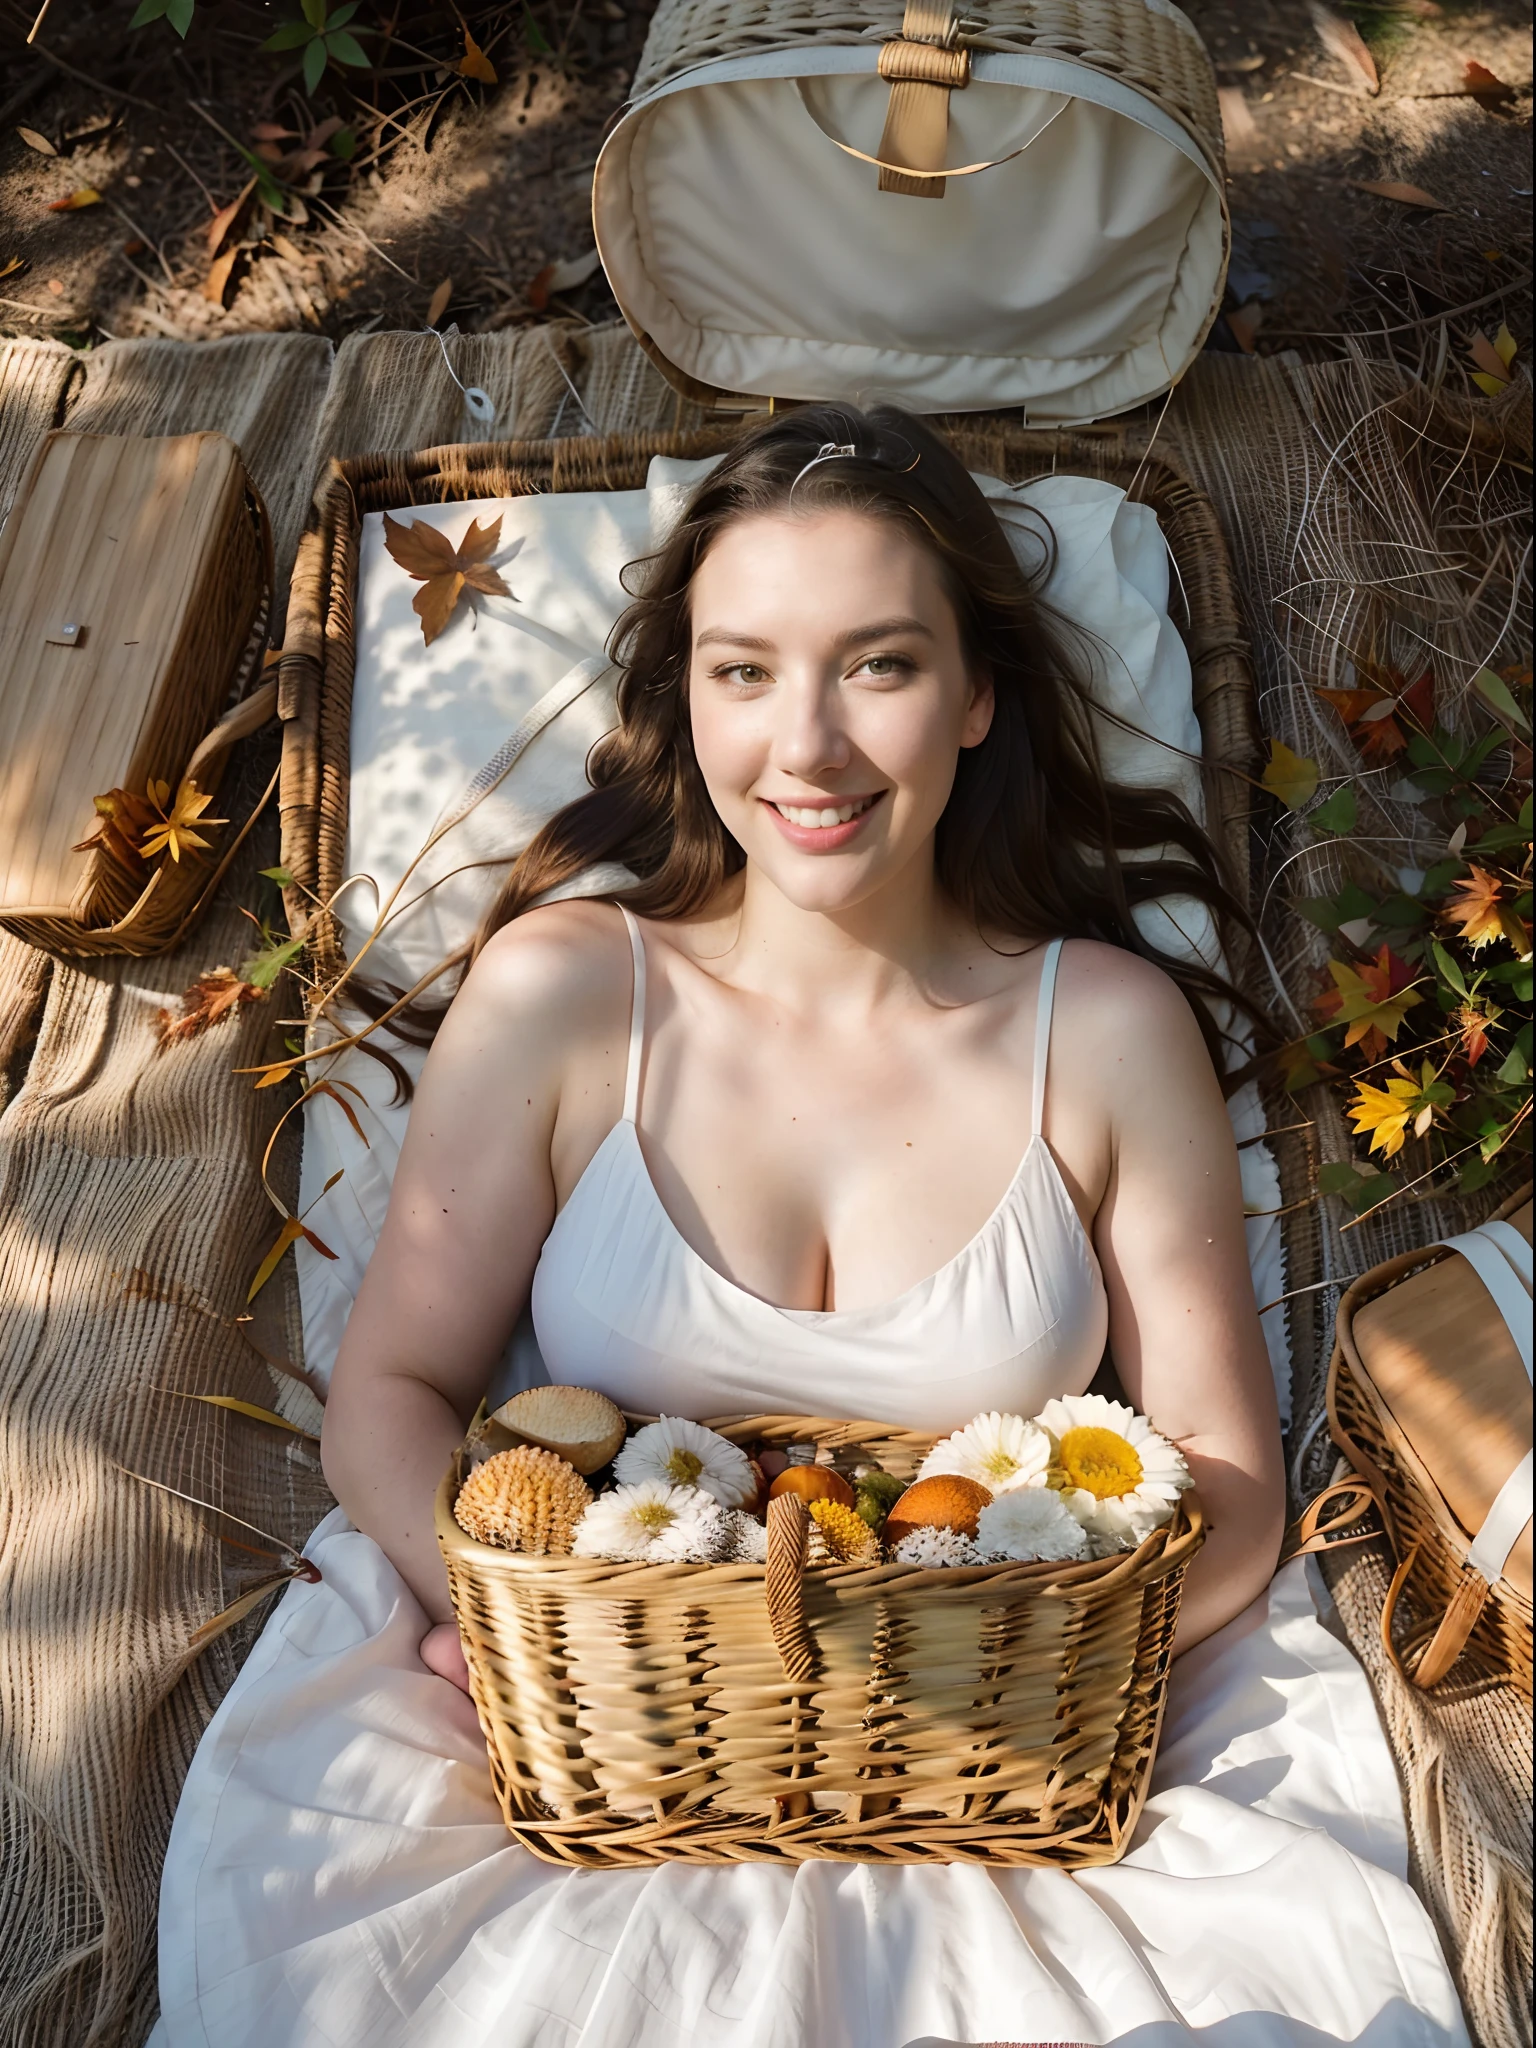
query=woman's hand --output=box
[421,1621,472,1692]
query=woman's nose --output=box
[772,672,851,781]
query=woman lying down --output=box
[152,408,1467,2048]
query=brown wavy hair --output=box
[352,402,1263,1087]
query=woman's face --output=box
[686,508,993,914]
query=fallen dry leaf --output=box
[312,1077,370,1146]
[1261,738,1319,811]
[1444,866,1514,951]
[1308,3,1378,93]
[1348,178,1448,210]
[426,275,453,327]
[1462,60,1516,105]
[0,256,25,280]
[204,245,240,306]
[47,188,102,212]
[382,511,512,646]
[1227,300,1265,353]
[1468,324,1518,394]
[206,176,257,258]
[458,27,497,82]
[75,785,159,867]
[156,966,265,1047]
[17,127,57,155]
[270,232,304,263]
[527,260,556,312]
[1316,946,1422,1060]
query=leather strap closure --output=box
[875,0,971,198]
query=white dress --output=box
[152,921,1469,2048]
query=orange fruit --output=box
[767,1465,856,1510]
[882,1474,992,1545]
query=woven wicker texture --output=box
[279,418,1260,989]
[631,0,1222,174]
[0,339,79,522]
[438,1415,1204,1867]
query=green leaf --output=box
[1374,893,1426,928]
[263,19,314,47]
[259,864,295,887]
[523,3,552,51]
[1347,1174,1398,1214]
[1458,1155,1498,1194]
[1296,896,1343,934]
[1476,821,1533,854]
[300,0,326,27]
[1310,783,1358,836]
[1487,958,1533,1001]
[302,34,328,90]
[328,125,357,159]
[1431,940,1469,998]
[1499,1042,1532,1087]
[241,933,306,991]
[130,0,173,23]
[325,29,370,64]
[1319,1161,1368,1197]
[166,0,194,33]
[1471,666,1532,735]
[327,0,359,21]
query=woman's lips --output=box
[762,791,884,851]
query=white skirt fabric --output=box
[151,1515,1468,2048]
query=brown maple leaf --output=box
[155,966,264,1047]
[76,786,160,867]
[382,512,512,646]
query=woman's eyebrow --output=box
[693,616,934,652]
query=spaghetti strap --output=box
[1031,939,1064,1137]
[617,905,646,1124]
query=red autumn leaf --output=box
[527,261,555,313]
[1456,1005,1497,1066]
[156,966,264,1047]
[1462,60,1516,104]
[1315,944,1420,1061]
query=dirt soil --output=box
[0,0,1530,362]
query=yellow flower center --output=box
[633,1500,677,1532]
[980,1446,1024,1482]
[664,1448,704,1485]
[808,1499,873,1560]
[1053,1426,1143,1501]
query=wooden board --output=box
[0,432,248,915]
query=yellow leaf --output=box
[457,28,497,83]
[167,1391,319,1440]
[1261,739,1319,812]
[1471,371,1511,398]
[247,1215,304,1302]
[1494,323,1518,370]
[139,777,226,864]
[426,275,452,327]
[1348,179,1447,210]
[1347,1073,1419,1158]
[187,1567,310,1653]
[47,187,102,212]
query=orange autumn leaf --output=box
[140,777,226,863]
[457,26,497,81]
[47,187,102,212]
[156,966,264,1047]
[1455,1002,1500,1067]
[382,512,512,646]
[1444,865,1506,949]
[1315,945,1422,1060]
[312,1078,370,1147]
[246,1212,338,1304]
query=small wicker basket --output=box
[437,1413,1205,1868]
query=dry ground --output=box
[0,0,1530,363]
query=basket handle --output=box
[765,1494,817,1683]
[1380,1543,1492,1691]
[794,74,1069,197]
[1278,1477,1381,1565]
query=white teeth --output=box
[775,797,874,829]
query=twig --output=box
[26,0,56,42]
[309,195,416,281]
[107,197,175,285]
[164,140,216,211]
[1287,69,1367,98]
[1267,274,1532,342]
[28,41,161,112]
[0,294,55,320]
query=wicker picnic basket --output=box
[594,0,1228,417]
[1328,1185,1533,1699]
[0,430,276,957]
[435,1412,1205,1867]
[276,420,1259,980]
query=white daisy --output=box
[918,1411,1050,1496]
[613,1416,756,1508]
[891,1526,984,1568]
[570,1481,729,1563]
[975,1487,1090,1563]
[1034,1394,1192,1555]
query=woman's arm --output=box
[1057,946,1286,1652]
[320,902,627,1626]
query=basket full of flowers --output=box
[436,1389,1203,1868]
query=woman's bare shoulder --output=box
[1051,939,1216,1091]
[438,899,633,1053]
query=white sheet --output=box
[151,1537,1466,2047]
[296,462,1290,1417]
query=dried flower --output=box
[570,1481,729,1563]
[806,1498,881,1565]
[891,1526,983,1568]
[454,1444,592,1555]
[918,1411,1050,1496]
[722,1511,768,1563]
[853,1468,905,1529]
[138,778,226,864]
[1036,1394,1191,1556]
[976,1486,1090,1563]
[613,1416,756,1508]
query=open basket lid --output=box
[594,0,1229,422]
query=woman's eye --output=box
[854,653,911,679]
[724,663,768,685]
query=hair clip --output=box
[790,441,858,493]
